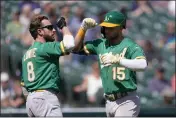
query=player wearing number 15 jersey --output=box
[73,11,147,117]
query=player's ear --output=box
[37,29,43,36]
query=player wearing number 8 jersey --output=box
[21,15,75,117]
[73,11,147,117]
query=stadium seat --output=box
[140,96,154,108]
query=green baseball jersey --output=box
[21,41,67,92]
[83,38,146,94]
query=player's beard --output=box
[44,34,55,42]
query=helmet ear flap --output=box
[101,27,106,38]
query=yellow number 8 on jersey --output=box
[27,61,35,82]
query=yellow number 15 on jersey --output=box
[112,67,125,80]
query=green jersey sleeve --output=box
[41,41,67,56]
[128,44,146,59]
[84,39,103,55]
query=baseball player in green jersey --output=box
[21,15,74,117]
[73,11,147,117]
[21,15,97,117]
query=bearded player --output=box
[73,11,147,117]
[21,15,75,117]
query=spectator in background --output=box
[18,1,41,15]
[161,87,175,107]
[73,62,103,106]
[48,9,58,26]
[120,6,128,18]
[1,87,9,108]
[162,21,175,51]
[147,67,171,94]
[18,0,41,12]
[9,79,25,108]
[143,40,161,66]
[6,11,24,42]
[1,72,11,108]
[168,1,175,17]
[19,4,34,47]
[19,4,33,32]
[171,73,176,93]
[40,1,55,17]
[131,0,153,18]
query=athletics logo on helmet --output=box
[100,11,126,28]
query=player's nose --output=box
[52,28,56,34]
[52,28,56,32]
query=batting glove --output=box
[101,52,122,66]
[81,18,97,31]
[57,17,66,29]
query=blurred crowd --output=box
[1,1,175,109]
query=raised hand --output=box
[81,18,97,31]
[57,17,67,29]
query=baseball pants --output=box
[26,90,63,117]
[105,91,140,117]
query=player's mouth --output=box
[52,34,55,38]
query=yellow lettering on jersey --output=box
[99,48,127,68]
[119,48,127,58]
[24,48,37,61]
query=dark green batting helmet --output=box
[100,11,126,28]
[100,11,126,38]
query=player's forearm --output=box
[72,27,86,52]
[72,18,97,52]
[119,59,147,71]
[62,27,75,51]
[62,27,72,35]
